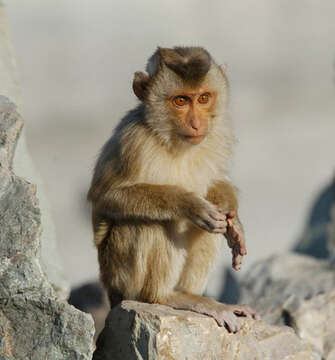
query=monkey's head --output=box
[133,46,228,147]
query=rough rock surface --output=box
[293,177,335,260]
[0,1,69,299]
[93,300,318,360]
[240,253,335,359]
[69,282,110,342]
[0,96,94,359]
[283,290,335,359]
[240,253,335,325]
[328,198,335,258]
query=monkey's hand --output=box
[183,195,228,234]
[224,211,246,271]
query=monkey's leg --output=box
[176,229,220,294]
[97,221,147,307]
[173,231,258,332]
[98,221,183,307]
[159,291,258,333]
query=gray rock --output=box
[0,1,69,299]
[93,300,319,360]
[0,97,94,359]
[240,253,335,325]
[293,177,335,260]
[328,201,335,258]
[0,294,93,360]
[240,253,335,359]
[283,289,335,360]
[68,281,110,342]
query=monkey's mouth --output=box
[182,134,206,144]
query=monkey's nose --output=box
[190,117,201,130]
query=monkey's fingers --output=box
[226,219,247,256]
[210,211,227,222]
[232,249,243,271]
[211,205,228,221]
[195,217,228,234]
[235,232,247,256]
[225,220,246,271]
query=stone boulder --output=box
[283,290,335,359]
[240,253,335,325]
[68,281,110,342]
[0,96,94,359]
[240,252,335,359]
[328,197,335,258]
[293,177,335,260]
[0,0,69,299]
[93,300,319,360]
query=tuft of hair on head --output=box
[147,46,212,82]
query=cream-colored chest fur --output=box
[136,135,228,196]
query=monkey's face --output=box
[143,73,227,148]
[132,47,229,148]
[167,88,217,145]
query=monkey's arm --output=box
[206,180,246,270]
[88,182,227,234]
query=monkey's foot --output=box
[225,212,246,271]
[207,303,259,333]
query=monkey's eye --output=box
[198,93,210,104]
[173,96,188,107]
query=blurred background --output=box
[6,1,335,296]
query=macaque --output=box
[87,46,258,333]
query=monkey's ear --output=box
[133,71,150,101]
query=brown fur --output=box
[158,47,211,82]
[206,180,239,211]
[88,47,255,332]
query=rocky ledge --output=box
[93,300,319,360]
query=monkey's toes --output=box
[213,309,243,333]
[231,305,260,320]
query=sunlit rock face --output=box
[240,252,335,359]
[0,97,95,359]
[93,300,318,360]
